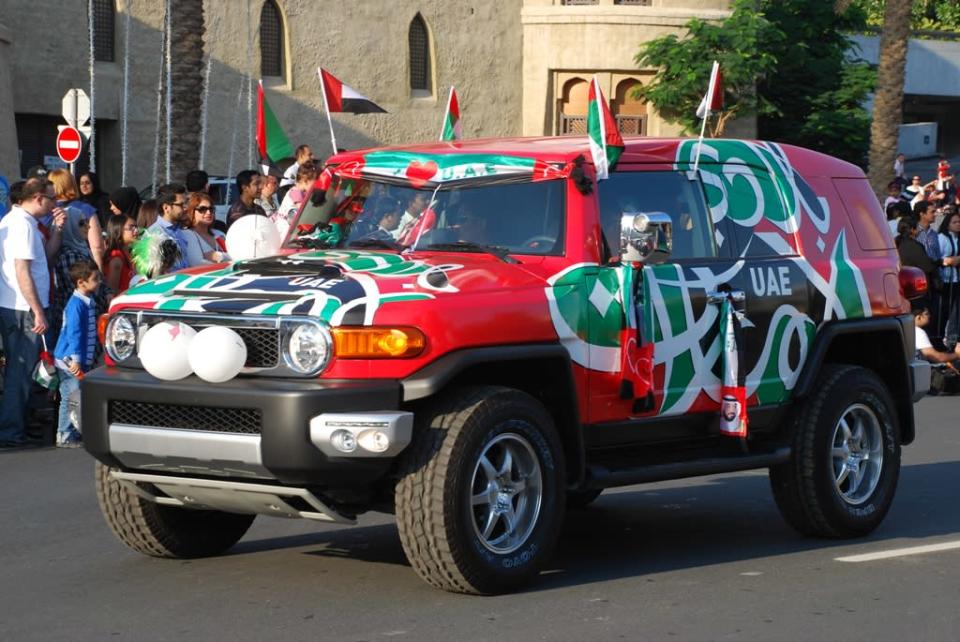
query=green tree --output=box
[757,0,875,165]
[632,0,783,137]
[634,0,876,165]
[856,0,960,35]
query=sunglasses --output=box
[195,206,213,214]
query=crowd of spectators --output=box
[889,156,960,380]
[0,157,316,449]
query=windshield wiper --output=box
[347,238,402,251]
[424,242,519,264]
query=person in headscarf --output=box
[49,207,108,348]
[109,187,142,221]
[79,172,113,228]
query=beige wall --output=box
[521,0,739,137]
[5,0,523,191]
[4,0,752,195]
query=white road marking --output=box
[835,540,960,562]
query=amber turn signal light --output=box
[97,313,111,345]
[331,327,426,359]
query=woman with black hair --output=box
[896,217,937,311]
[78,172,112,227]
[109,187,142,220]
[103,214,138,294]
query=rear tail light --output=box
[899,266,928,300]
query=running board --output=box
[110,471,357,524]
[585,447,791,489]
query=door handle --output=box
[706,289,745,305]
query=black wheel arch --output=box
[401,344,585,485]
[793,315,916,445]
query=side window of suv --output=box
[597,171,717,261]
[706,167,799,258]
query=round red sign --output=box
[56,127,83,164]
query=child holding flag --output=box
[53,260,100,447]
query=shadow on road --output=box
[228,460,960,591]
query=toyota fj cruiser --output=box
[84,137,929,594]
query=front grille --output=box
[199,326,279,369]
[110,400,262,434]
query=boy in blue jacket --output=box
[53,260,100,447]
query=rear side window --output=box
[832,177,894,251]
[598,171,717,261]
[708,168,798,258]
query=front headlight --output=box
[281,320,332,375]
[105,314,137,362]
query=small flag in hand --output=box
[696,60,723,119]
[587,76,624,181]
[318,68,387,114]
[440,87,462,142]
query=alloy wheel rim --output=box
[469,430,543,555]
[831,403,884,506]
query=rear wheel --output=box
[769,365,901,538]
[95,462,255,558]
[395,386,565,594]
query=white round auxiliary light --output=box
[138,321,197,381]
[189,326,248,383]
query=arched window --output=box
[260,0,285,78]
[613,79,647,135]
[409,14,432,94]
[92,0,115,62]
[558,78,589,134]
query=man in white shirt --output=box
[0,178,58,447]
[914,306,960,362]
[393,192,429,242]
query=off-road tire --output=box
[95,462,256,558]
[395,386,566,595]
[567,488,603,509]
[769,364,901,538]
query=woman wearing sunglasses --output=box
[183,192,230,266]
[103,213,139,294]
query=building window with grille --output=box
[260,0,285,78]
[613,79,648,136]
[92,0,115,62]
[409,13,432,95]
[558,78,589,135]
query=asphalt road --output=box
[2,397,959,642]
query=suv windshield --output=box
[287,175,565,256]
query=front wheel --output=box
[769,365,901,538]
[95,462,255,558]
[395,386,566,594]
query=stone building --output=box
[0,0,734,192]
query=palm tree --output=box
[169,0,206,182]
[867,0,912,198]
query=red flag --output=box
[696,61,723,119]
[318,68,387,114]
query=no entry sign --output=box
[56,126,83,164]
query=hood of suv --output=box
[110,249,548,326]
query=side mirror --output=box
[620,211,672,264]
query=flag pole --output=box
[694,60,719,173]
[439,86,454,141]
[318,68,338,156]
[693,113,709,173]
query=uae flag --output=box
[256,81,293,175]
[696,60,723,119]
[318,68,387,114]
[719,295,748,438]
[440,87,462,141]
[587,76,624,180]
